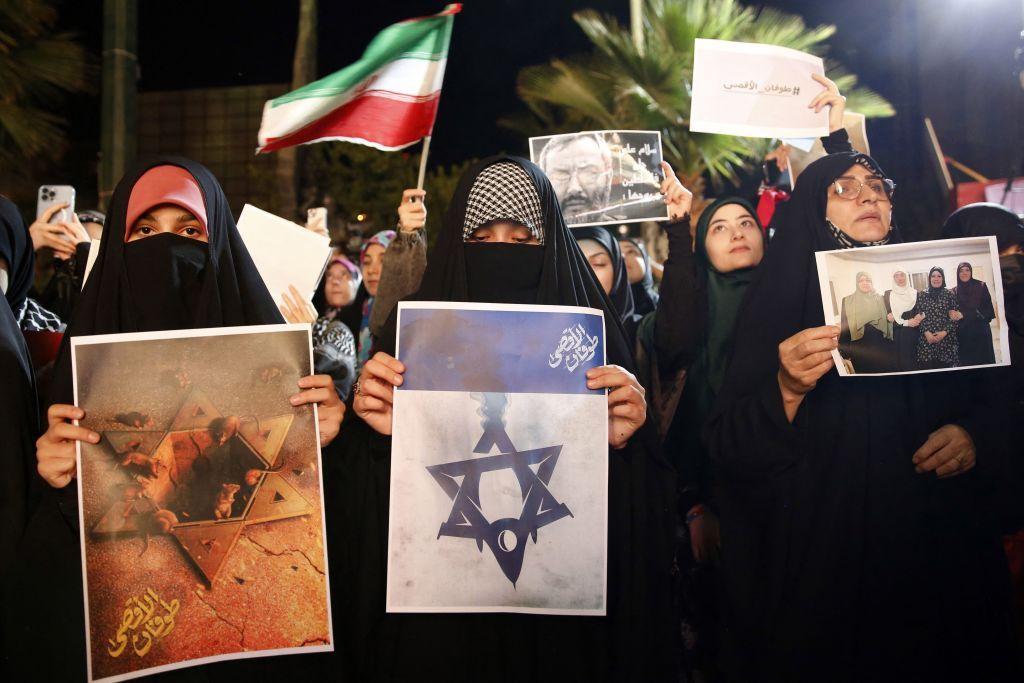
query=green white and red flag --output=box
[257,4,461,153]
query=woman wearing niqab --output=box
[323,156,677,682]
[3,158,343,682]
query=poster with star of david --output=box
[387,302,608,615]
[71,324,332,682]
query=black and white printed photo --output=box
[529,130,669,228]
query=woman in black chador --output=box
[322,156,677,682]
[704,144,1020,682]
[952,261,996,366]
[3,158,344,682]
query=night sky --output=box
[52,0,1024,235]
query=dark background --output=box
[52,0,1024,237]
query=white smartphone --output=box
[306,207,328,236]
[37,185,76,225]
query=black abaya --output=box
[704,151,1020,682]
[956,280,996,367]
[0,198,40,579]
[3,158,283,682]
[326,155,677,682]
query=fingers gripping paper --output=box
[690,38,829,139]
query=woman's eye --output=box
[137,226,153,234]
[712,225,726,233]
[183,227,200,236]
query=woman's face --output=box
[857,274,874,293]
[324,263,356,308]
[465,221,540,245]
[893,271,907,287]
[958,265,972,282]
[825,164,892,243]
[619,240,646,284]
[704,204,764,273]
[126,204,207,243]
[362,244,386,296]
[576,238,615,296]
[930,271,944,288]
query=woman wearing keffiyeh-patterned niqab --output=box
[323,156,676,683]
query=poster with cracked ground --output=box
[387,302,608,615]
[72,324,332,683]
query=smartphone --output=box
[306,207,328,237]
[37,185,76,225]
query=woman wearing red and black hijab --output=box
[326,156,676,683]
[3,158,344,681]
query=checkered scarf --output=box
[462,162,545,244]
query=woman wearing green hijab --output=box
[661,196,765,676]
[838,271,894,373]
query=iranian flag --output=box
[257,4,461,153]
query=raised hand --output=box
[659,161,693,221]
[809,73,847,133]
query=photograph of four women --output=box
[826,239,1006,375]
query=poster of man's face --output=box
[530,130,669,228]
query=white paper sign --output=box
[690,39,829,139]
[236,204,332,309]
[388,302,608,615]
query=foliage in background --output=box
[0,0,92,169]
[505,0,894,197]
[305,143,474,249]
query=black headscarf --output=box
[49,157,283,404]
[928,266,947,292]
[338,156,676,682]
[388,155,635,371]
[0,196,34,312]
[704,150,1022,680]
[623,236,659,316]
[941,202,1024,253]
[573,225,638,328]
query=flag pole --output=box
[416,135,432,191]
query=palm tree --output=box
[506,0,894,197]
[0,0,91,168]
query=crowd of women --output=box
[2,74,1024,683]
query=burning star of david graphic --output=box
[91,387,313,586]
[426,422,573,587]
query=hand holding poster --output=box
[690,38,829,139]
[529,130,668,227]
[387,302,608,614]
[814,237,1011,376]
[72,325,332,681]
[236,204,332,315]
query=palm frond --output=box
[509,0,895,193]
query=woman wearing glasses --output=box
[703,78,1019,681]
